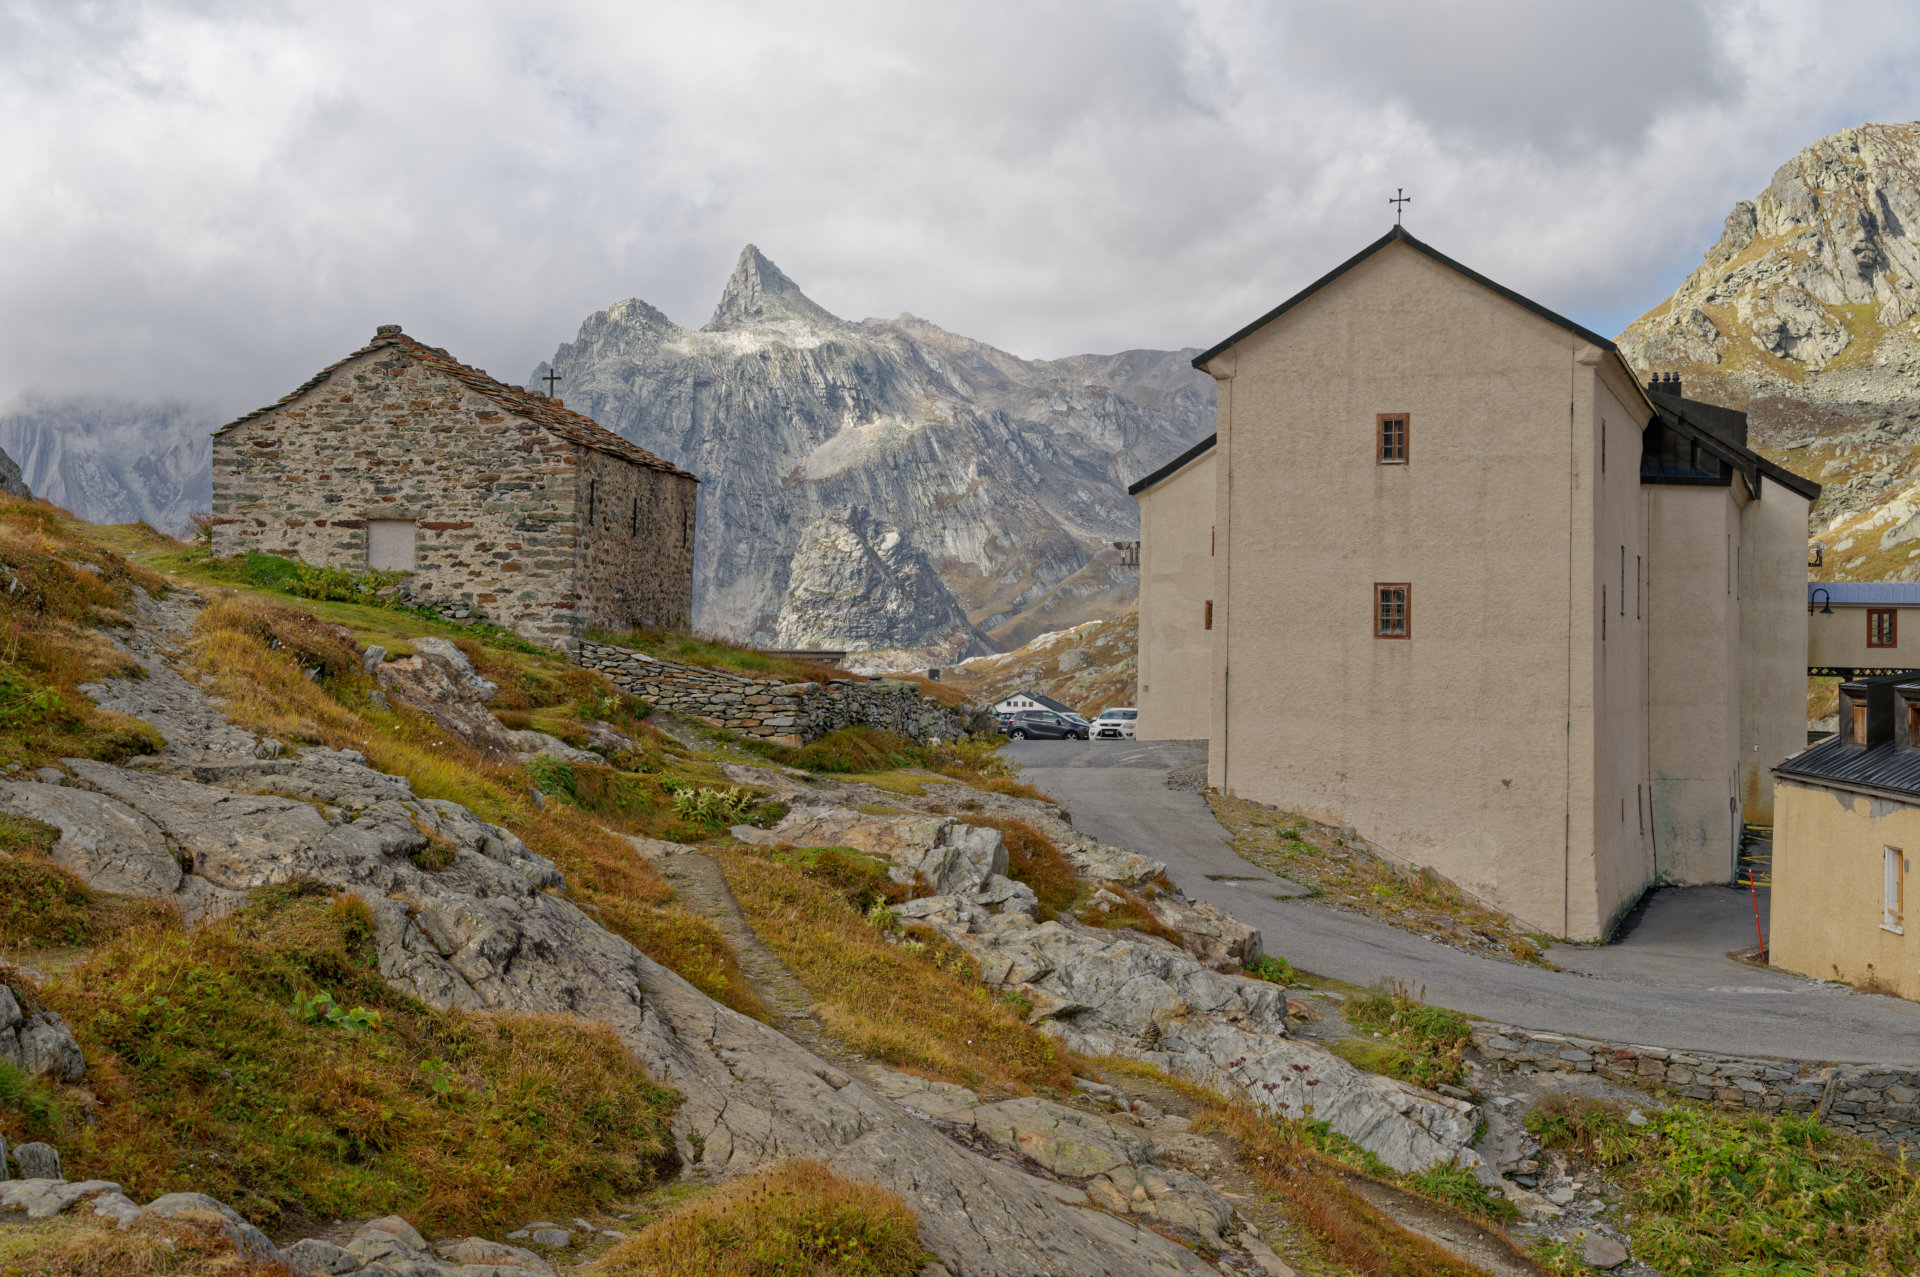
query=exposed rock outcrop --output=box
[0,985,85,1084]
[531,246,1214,658]
[373,640,600,765]
[48,595,1219,1276]
[750,809,1481,1174]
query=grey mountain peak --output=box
[703,244,842,332]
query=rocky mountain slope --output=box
[532,247,1212,659]
[0,395,213,535]
[930,608,1138,716]
[1617,121,1920,576]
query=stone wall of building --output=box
[212,346,584,644]
[576,640,988,744]
[575,444,696,634]
[1474,1023,1920,1155]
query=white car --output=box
[1092,708,1137,739]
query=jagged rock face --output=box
[0,395,212,533]
[1618,121,1920,410]
[533,246,1213,657]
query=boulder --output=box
[0,782,182,895]
[145,1190,279,1261]
[375,650,597,766]
[0,1178,122,1219]
[285,1238,362,1274]
[9,1142,60,1180]
[434,1236,553,1273]
[738,807,1007,896]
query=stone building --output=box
[1132,226,1819,940]
[211,325,698,646]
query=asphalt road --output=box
[1008,737,1920,1066]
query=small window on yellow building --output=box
[1886,846,1905,932]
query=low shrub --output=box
[1246,954,1298,984]
[1525,1095,1920,1273]
[598,1160,930,1277]
[1341,981,1471,1089]
[30,882,680,1233]
[0,816,175,954]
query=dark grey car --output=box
[1004,709,1088,741]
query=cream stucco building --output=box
[1132,227,1820,940]
[1807,582,1920,677]
[1772,677,1920,1001]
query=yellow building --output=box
[1772,677,1920,1000]
[1133,227,1820,940]
[1807,583,1920,677]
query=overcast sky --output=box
[1,0,1914,415]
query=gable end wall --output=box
[210,349,584,644]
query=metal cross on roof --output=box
[1390,188,1411,225]
[541,367,562,397]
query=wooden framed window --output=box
[1869,608,1898,648]
[1377,413,1409,465]
[1886,846,1905,933]
[1375,583,1409,638]
[1204,600,1214,631]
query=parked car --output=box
[1004,709,1089,741]
[1093,707,1138,739]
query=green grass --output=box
[16,883,679,1234]
[590,625,844,684]
[1526,1094,1920,1274]
[1339,982,1472,1090]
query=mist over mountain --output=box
[534,245,1214,658]
[0,395,214,534]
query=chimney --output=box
[1840,675,1904,747]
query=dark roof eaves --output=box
[1190,226,1617,371]
[1127,433,1217,496]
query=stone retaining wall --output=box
[575,639,987,744]
[1474,1023,1920,1155]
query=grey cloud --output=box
[0,0,1914,415]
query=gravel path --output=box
[1009,739,1920,1066]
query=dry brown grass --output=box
[1077,881,1183,947]
[1210,794,1557,965]
[595,1160,930,1277]
[0,1212,284,1276]
[718,847,1075,1095]
[1192,1098,1492,1277]
[0,496,172,768]
[186,594,765,1019]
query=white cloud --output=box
[0,0,1914,413]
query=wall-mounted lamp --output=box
[1809,587,1833,615]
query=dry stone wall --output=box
[1474,1023,1920,1155]
[576,639,987,744]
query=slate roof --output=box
[1808,582,1920,606]
[215,327,698,481]
[1776,728,1920,801]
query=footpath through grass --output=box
[718,843,1076,1096]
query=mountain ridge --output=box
[534,246,1213,657]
